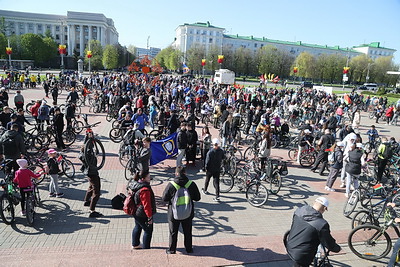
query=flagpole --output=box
[7,39,11,70]
[88,41,91,74]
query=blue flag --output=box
[182,63,190,74]
[150,133,178,165]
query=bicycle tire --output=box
[243,147,256,162]
[25,103,34,115]
[118,144,130,167]
[61,159,76,178]
[229,158,237,176]
[149,129,161,140]
[269,171,282,195]
[288,148,298,161]
[84,138,106,170]
[62,130,76,146]
[0,194,15,225]
[34,185,41,207]
[271,137,277,148]
[124,158,138,180]
[25,194,35,226]
[299,153,316,167]
[351,210,377,229]
[348,224,392,260]
[219,173,234,193]
[28,164,47,184]
[392,193,400,214]
[234,169,249,192]
[246,182,269,207]
[109,128,123,143]
[343,191,360,217]
[106,112,114,122]
[74,120,85,134]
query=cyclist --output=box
[285,197,341,267]
[13,159,41,216]
[297,129,314,164]
[366,125,379,149]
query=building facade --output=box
[0,10,119,57]
[173,22,396,61]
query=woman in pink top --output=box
[13,159,41,215]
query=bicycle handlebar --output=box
[81,121,101,128]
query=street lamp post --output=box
[6,39,12,70]
[366,63,373,83]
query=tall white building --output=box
[0,10,119,57]
[173,21,396,60]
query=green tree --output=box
[154,46,181,71]
[349,54,372,83]
[257,45,282,77]
[0,17,7,35]
[293,52,315,79]
[371,56,397,86]
[102,44,119,69]
[0,32,7,59]
[186,44,205,73]
[207,45,220,71]
[20,33,47,64]
[84,40,103,70]
[44,29,53,39]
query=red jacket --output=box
[386,107,394,117]
[139,187,154,218]
[30,103,40,117]
[13,168,41,188]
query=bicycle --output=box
[24,178,41,226]
[57,153,75,178]
[81,114,105,170]
[348,206,399,260]
[0,160,20,224]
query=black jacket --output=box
[345,149,363,175]
[168,114,179,133]
[205,147,225,173]
[130,181,156,219]
[177,129,188,149]
[287,205,340,266]
[0,129,26,159]
[162,174,201,220]
[53,113,64,131]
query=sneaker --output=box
[132,245,142,250]
[340,183,346,188]
[327,188,336,192]
[166,249,176,254]
[89,211,103,218]
[56,193,64,198]
[213,197,220,202]
[20,210,26,216]
[345,193,349,198]
[201,189,209,195]
[324,186,330,191]
[49,193,56,197]
[84,201,91,207]
[350,185,355,190]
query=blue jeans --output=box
[336,115,342,125]
[389,238,400,266]
[149,114,155,129]
[132,216,153,249]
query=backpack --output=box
[2,135,17,155]
[112,193,126,210]
[123,192,138,216]
[170,180,193,220]
[382,144,393,160]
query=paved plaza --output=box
[0,85,398,266]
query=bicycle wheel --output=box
[74,120,85,134]
[149,129,161,140]
[348,224,392,260]
[61,159,76,178]
[228,158,237,176]
[220,173,234,193]
[119,144,130,167]
[246,182,269,207]
[84,138,106,170]
[299,153,315,167]
[288,148,298,161]
[0,194,15,225]
[343,190,360,217]
[62,130,76,146]
[243,147,256,162]
[351,210,377,229]
[106,112,114,122]
[234,169,249,192]
[25,194,35,226]
[34,186,41,207]
[25,103,34,115]
[28,164,47,184]
[269,171,282,195]
[124,158,138,181]
[109,128,123,143]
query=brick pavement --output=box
[0,86,397,266]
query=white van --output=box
[364,83,378,91]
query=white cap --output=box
[315,197,329,209]
[336,141,344,147]
[348,133,357,140]
[304,129,311,134]
[212,138,220,146]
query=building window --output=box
[76,44,80,49]
[46,25,51,30]
[37,24,42,31]
[65,35,68,40]
[84,26,89,33]
[55,34,59,40]
[19,23,24,29]
[56,26,60,32]
[197,30,200,34]
[255,43,257,48]
[261,44,264,47]
[93,27,97,33]
[76,25,80,31]
[28,23,33,30]
[209,38,213,43]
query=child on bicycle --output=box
[45,149,64,198]
[13,159,41,216]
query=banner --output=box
[150,133,178,165]
[182,63,190,74]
